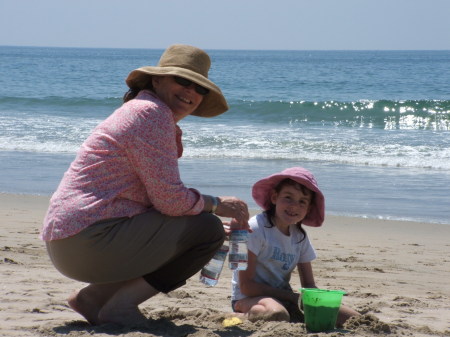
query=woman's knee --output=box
[188,212,225,241]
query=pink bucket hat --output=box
[252,167,325,227]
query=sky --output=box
[1,0,449,50]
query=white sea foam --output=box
[1,113,449,170]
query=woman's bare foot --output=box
[68,289,102,325]
[98,302,148,326]
[67,278,157,326]
[97,277,158,326]
[67,282,128,325]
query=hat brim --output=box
[252,168,325,227]
[126,66,228,118]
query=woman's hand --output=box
[215,196,250,231]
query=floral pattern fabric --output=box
[41,90,204,241]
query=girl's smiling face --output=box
[152,76,204,122]
[270,183,312,235]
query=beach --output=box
[1,193,449,337]
[1,47,449,336]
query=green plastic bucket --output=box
[300,288,345,332]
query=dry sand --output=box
[1,192,449,337]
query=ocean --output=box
[1,46,449,225]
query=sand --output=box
[0,192,449,337]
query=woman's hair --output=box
[123,88,140,103]
[123,77,155,103]
[264,178,314,243]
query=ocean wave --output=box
[1,96,449,170]
[2,144,448,171]
[2,96,449,126]
[0,138,81,153]
[0,96,121,117]
[180,119,450,170]
[2,132,447,170]
[182,147,450,170]
[226,99,450,130]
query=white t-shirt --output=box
[231,212,317,301]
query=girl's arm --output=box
[239,250,299,304]
[297,262,317,288]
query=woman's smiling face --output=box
[152,76,204,122]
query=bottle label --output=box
[215,248,229,261]
[201,268,220,280]
[230,230,248,242]
[229,253,248,262]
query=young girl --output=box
[231,167,359,324]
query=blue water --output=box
[1,46,449,224]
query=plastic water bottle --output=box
[199,244,229,286]
[228,229,248,270]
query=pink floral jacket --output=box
[41,90,204,241]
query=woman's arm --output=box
[123,94,249,226]
[239,250,298,304]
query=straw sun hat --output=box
[252,167,325,227]
[126,44,228,118]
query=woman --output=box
[41,44,250,326]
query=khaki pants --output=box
[46,209,225,293]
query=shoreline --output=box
[2,192,448,227]
[1,193,449,336]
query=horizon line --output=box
[1,44,449,52]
